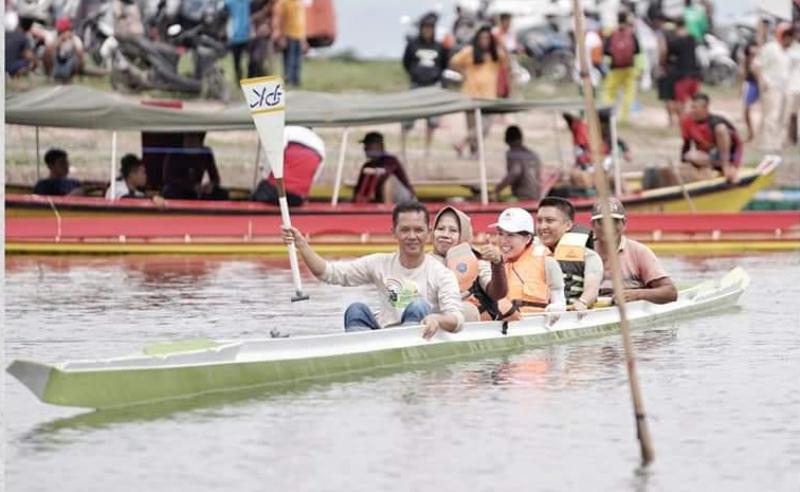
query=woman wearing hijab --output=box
[430,206,507,322]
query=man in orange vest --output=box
[492,207,566,321]
[536,197,603,315]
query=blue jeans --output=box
[343,299,432,332]
[283,37,302,86]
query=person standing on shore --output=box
[753,22,794,152]
[248,0,276,77]
[401,12,449,157]
[225,0,251,82]
[449,25,506,157]
[602,12,641,122]
[273,0,307,87]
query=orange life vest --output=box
[498,244,550,320]
[445,243,480,292]
[444,244,497,321]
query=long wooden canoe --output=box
[7,268,749,410]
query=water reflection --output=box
[5,253,799,492]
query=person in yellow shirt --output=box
[272,0,307,86]
[449,24,506,157]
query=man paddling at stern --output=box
[591,198,678,305]
[282,201,464,339]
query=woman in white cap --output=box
[492,207,566,320]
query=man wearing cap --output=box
[753,22,795,151]
[353,132,416,204]
[492,207,566,320]
[402,12,448,156]
[591,198,678,304]
[535,197,603,314]
[283,201,464,339]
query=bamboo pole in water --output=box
[571,0,655,466]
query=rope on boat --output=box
[46,197,62,242]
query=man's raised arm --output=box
[282,227,328,278]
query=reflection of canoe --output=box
[4,159,780,219]
[6,211,800,255]
[7,268,749,410]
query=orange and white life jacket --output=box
[498,243,550,320]
[445,242,480,293]
[553,231,591,304]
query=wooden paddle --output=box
[241,76,309,302]
[572,0,655,465]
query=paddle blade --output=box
[240,76,286,179]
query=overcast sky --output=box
[330,0,760,59]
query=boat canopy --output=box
[5,85,583,131]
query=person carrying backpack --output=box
[602,12,641,122]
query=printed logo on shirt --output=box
[416,49,439,67]
[384,278,421,309]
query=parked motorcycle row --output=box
[7,0,231,100]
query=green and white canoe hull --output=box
[7,268,750,410]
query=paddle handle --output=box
[276,178,309,302]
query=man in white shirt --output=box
[753,22,795,151]
[283,202,464,339]
[106,154,147,199]
[786,27,800,145]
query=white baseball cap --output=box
[491,207,534,234]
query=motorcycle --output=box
[109,23,228,101]
[517,22,574,83]
[696,33,738,86]
[78,1,114,67]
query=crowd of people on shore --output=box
[5,0,312,86]
[14,1,800,205]
[400,2,799,190]
[283,198,677,338]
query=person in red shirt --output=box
[252,126,326,206]
[563,111,632,190]
[352,132,416,204]
[679,93,742,183]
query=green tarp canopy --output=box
[5,85,583,131]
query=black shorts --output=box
[657,73,675,101]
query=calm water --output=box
[4,253,800,491]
